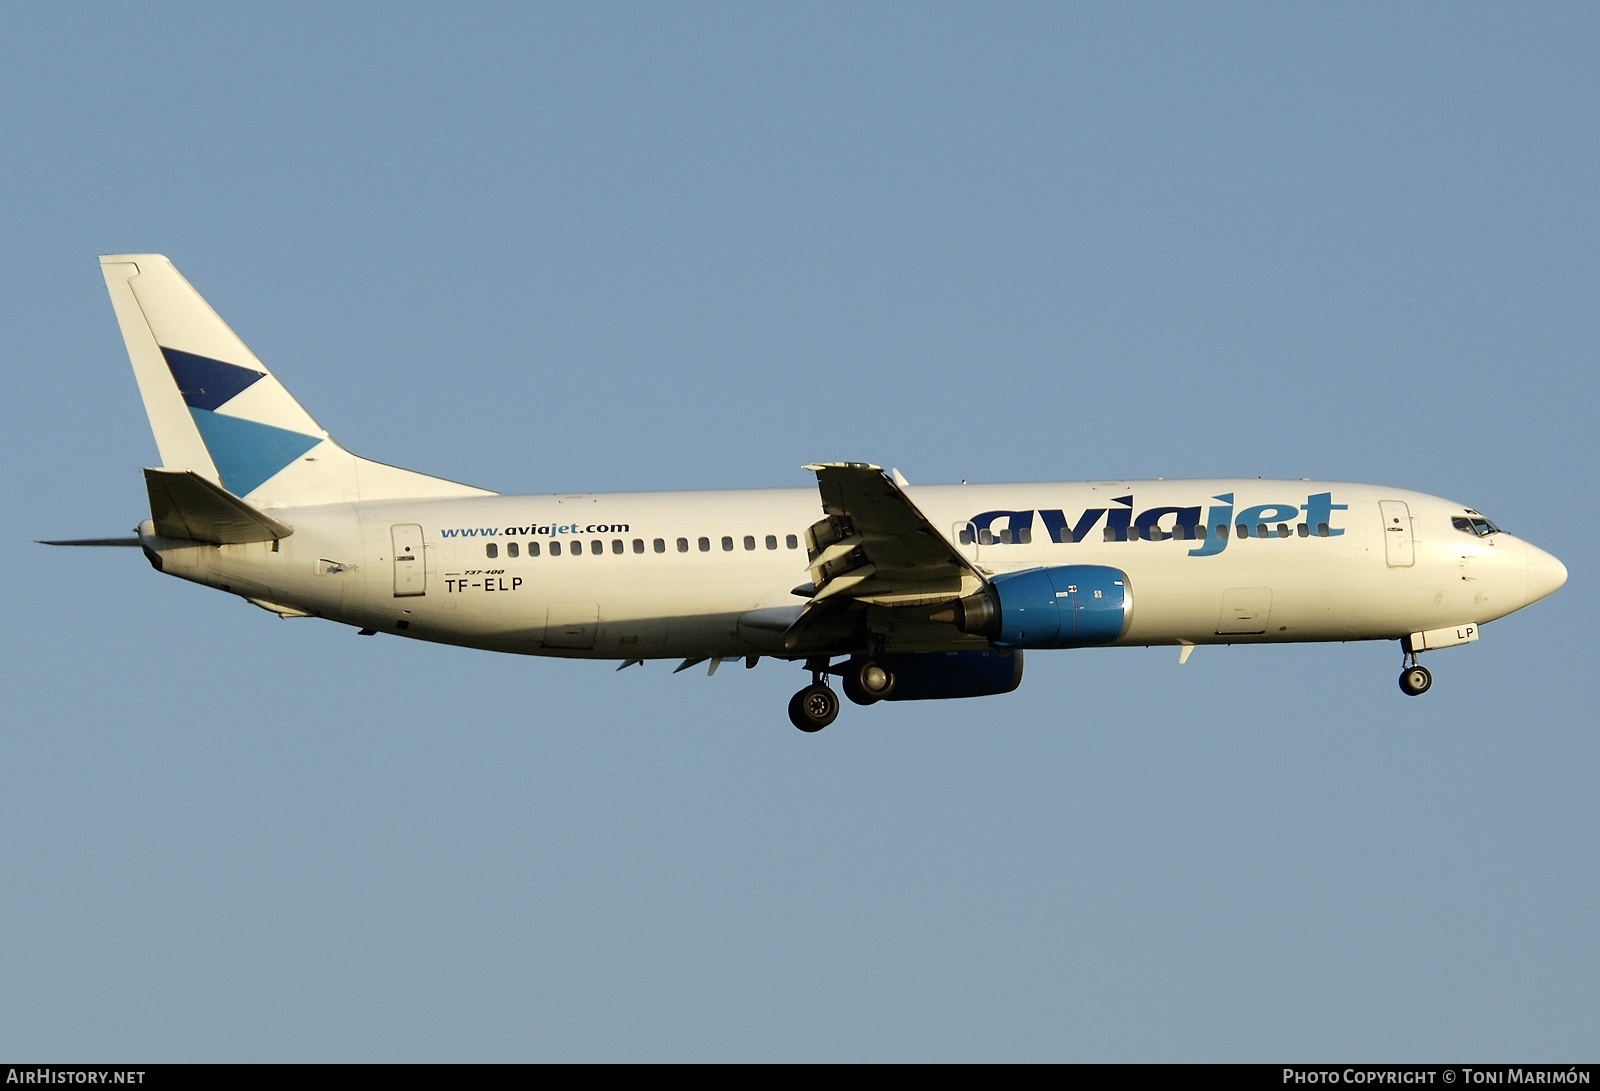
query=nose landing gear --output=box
[1399,664,1432,696]
[1398,644,1433,696]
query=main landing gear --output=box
[841,657,895,705]
[1398,643,1432,697]
[788,683,839,732]
[787,656,897,731]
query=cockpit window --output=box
[1452,514,1501,537]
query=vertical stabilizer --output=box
[100,255,489,507]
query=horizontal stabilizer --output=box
[37,537,141,547]
[145,468,293,544]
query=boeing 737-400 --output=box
[43,255,1568,731]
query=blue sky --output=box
[2,3,1595,1061]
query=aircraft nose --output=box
[1524,542,1567,605]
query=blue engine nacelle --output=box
[879,649,1024,701]
[940,565,1131,649]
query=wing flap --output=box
[781,463,990,651]
[800,462,982,607]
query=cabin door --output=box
[392,524,426,596]
[1379,501,1415,568]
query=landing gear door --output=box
[1217,587,1272,635]
[392,524,427,596]
[1379,500,1415,568]
[545,602,599,649]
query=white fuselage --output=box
[139,478,1566,661]
[86,255,1568,722]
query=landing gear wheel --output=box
[842,658,896,705]
[789,683,840,731]
[1399,664,1432,696]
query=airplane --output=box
[43,254,1568,732]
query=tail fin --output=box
[100,255,490,508]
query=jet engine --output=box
[935,565,1131,649]
[876,649,1024,701]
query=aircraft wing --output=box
[797,462,986,609]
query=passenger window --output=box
[698,537,710,552]
[550,541,562,557]
[529,541,541,557]
[1297,523,1309,538]
[1056,528,1074,544]
[765,535,777,550]
[591,539,602,554]
[1235,523,1250,539]
[632,539,644,554]
[1317,522,1330,537]
[507,542,519,558]
[677,538,688,553]
[721,536,734,551]
[654,538,666,553]
[1194,525,1208,541]
[1277,523,1290,538]
[786,534,798,549]
[958,527,974,545]
[613,540,624,555]
[980,529,996,545]
[1103,527,1117,542]
[486,543,498,559]
[571,540,583,555]
[1257,523,1269,539]
[1214,525,1228,540]
[744,535,756,551]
